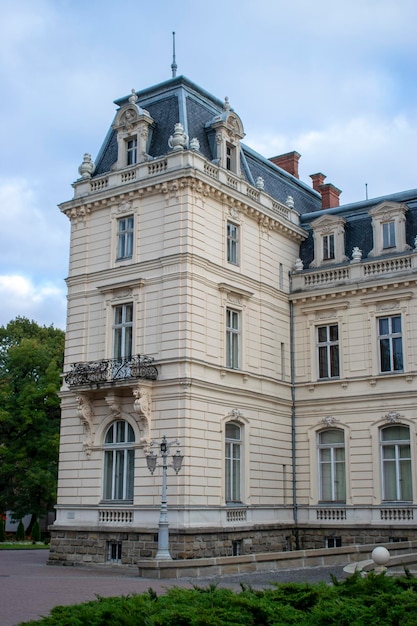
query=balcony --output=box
[291,251,417,293]
[64,355,157,388]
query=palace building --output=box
[49,72,417,566]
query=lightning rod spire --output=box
[171,31,177,78]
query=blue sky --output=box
[0,0,416,329]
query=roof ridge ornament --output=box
[223,96,231,111]
[129,89,139,104]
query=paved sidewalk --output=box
[0,550,347,626]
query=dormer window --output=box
[112,99,154,171]
[310,215,346,267]
[126,138,137,166]
[206,101,245,177]
[369,202,409,257]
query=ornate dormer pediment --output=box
[112,91,155,169]
[369,201,409,257]
[205,100,245,175]
[310,214,347,267]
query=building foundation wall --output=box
[48,524,417,567]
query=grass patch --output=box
[0,542,49,550]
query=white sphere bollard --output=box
[371,546,390,573]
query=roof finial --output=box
[171,31,177,78]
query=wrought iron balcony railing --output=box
[64,355,158,387]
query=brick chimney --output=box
[269,151,301,179]
[310,173,342,209]
[319,184,342,209]
[310,172,326,192]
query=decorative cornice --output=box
[61,170,306,243]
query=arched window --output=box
[103,421,135,501]
[381,425,412,501]
[318,429,346,502]
[225,422,242,503]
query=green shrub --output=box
[15,519,25,541]
[17,572,417,626]
[31,519,41,543]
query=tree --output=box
[0,317,64,530]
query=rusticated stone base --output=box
[48,524,417,568]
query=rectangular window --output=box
[318,430,346,502]
[382,221,396,249]
[325,536,342,548]
[378,316,403,372]
[227,222,239,265]
[126,138,137,166]
[117,216,134,260]
[381,426,412,501]
[225,423,241,502]
[113,303,133,359]
[107,542,122,563]
[226,308,240,369]
[226,143,237,172]
[317,324,339,379]
[323,234,335,260]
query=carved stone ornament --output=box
[255,176,265,190]
[322,415,337,427]
[76,394,94,456]
[351,247,362,262]
[133,386,151,442]
[78,153,95,179]
[231,408,242,419]
[189,137,200,151]
[294,258,304,271]
[117,200,133,214]
[384,411,403,423]
[105,396,121,419]
[168,122,188,151]
[129,88,139,104]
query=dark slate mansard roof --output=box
[298,189,417,268]
[93,75,322,215]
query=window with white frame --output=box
[117,216,134,260]
[225,422,242,502]
[382,221,396,249]
[310,215,346,267]
[226,222,239,265]
[126,138,137,166]
[323,233,335,260]
[103,420,135,501]
[317,324,339,379]
[226,143,236,172]
[369,202,409,257]
[226,308,240,369]
[113,303,133,359]
[381,425,412,501]
[378,315,403,373]
[318,429,346,502]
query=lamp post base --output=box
[155,520,172,560]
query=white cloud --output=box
[0,0,416,327]
[0,275,66,329]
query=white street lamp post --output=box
[145,435,183,560]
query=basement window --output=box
[107,541,122,563]
[325,536,342,548]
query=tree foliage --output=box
[0,317,64,522]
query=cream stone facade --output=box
[49,74,417,566]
